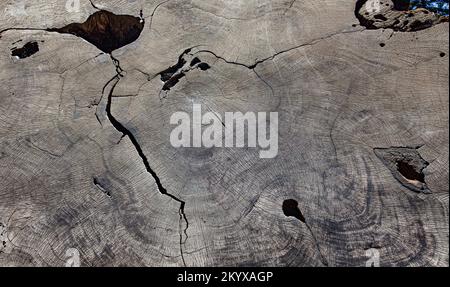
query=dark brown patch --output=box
[47,10,144,53]
[162,72,186,91]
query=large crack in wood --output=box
[1,7,191,266]
[105,67,190,267]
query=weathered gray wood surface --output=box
[0,0,448,266]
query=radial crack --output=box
[196,28,364,70]
[282,199,328,266]
[104,66,189,266]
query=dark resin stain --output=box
[47,10,144,53]
[397,160,425,183]
[11,41,39,59]
[282,199,305,223]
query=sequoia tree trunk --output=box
[0,0,448,267]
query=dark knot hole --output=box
[282,199,306,223]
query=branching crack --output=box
[0,27,48,39]
[104,60,190,266]
[288,0,297,9]
[195,28,365,70]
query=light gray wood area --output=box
[0,0,448,266]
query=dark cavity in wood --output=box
[354,0,448,32]
[160,49,191,82]
[396,160,425,183]
[190,57,201,67]
[47,10,144,53]
[374,146,431,193]
[93,177,111,198]
[11,41,39,59]
[282,199,306,223]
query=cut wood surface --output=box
[0,0,448,266]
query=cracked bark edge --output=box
[93,177,112,198]
[355,0,449,32]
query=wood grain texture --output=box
[0,0,448,267]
